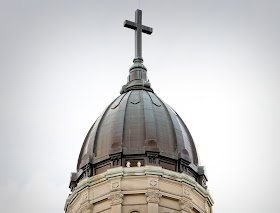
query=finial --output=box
[121,9,154,94]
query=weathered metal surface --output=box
[70,90,207,191]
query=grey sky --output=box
[0,0,279,212]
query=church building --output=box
[65,9,214,213]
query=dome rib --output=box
[109,91,132,154]
[147,92,177,157]
[123,90,145,153]
[77,95,120,170]
[76,122,95,170]
[143,91,157,147]
[94,91,132,162]
[174,112,199,165]
[154,95,185,155]
[154,94,197,165]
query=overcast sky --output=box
[0,0,280,212]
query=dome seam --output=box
[92,96,122,159]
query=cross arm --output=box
[142,25,153,35]
[124,20,153,35]
[124,20,137,30]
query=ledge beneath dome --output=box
[69,152,208,192]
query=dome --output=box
[70,88,207,191]
[77,90,199,170]
[69,12,208,191]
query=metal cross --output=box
[124,9,153,61]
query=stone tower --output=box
[65,9,214,213]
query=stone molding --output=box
[179,197,193,213]
[145,191,162,203]
[148,177,159,188]
[81,191,88,202]
[108,192,124,206]
[78,202,92,213]
[111,179,121,191]
[65,166,214,212]
[183,186,191,199]
[205,202,209,213]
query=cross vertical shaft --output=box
[135,9,142,59]
[121,9,154,94]
[124,9,153,62]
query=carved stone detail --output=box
[78,202,92,213]
[81,191,88,201]
[183,186,191,199]
[145,191,162,203]
[108,192,124,206]
[179,198,193,213]
[111,180,121,191]
[148,178,158,187]
[205,202,209,213]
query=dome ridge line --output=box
[111,93,127,109]
[147,91,161,107]
[107,91,132,155]
[153,94,187,160]
[172,111,199,166]
[119,91,133,151]
[150,92,178,156]
[76,95,120,171]
[143,90,158,149]
[92,96,122,159]
[76,121,95,170]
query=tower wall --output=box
[65,166,213,213]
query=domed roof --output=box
[69,85,208,191]
[69,9,208,191]
[77,90,199,170]
[69,57,208,192]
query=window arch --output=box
[129,210,140,213]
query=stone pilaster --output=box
[77,190,92,213]
[179,197,193,213]
[108,192,123,213]
[145,190,162,213]
[183,186,191,199]
[205,202,210,213]
[78,202,92,213]
[65,166,213,213]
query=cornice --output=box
[65,165,214,212]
